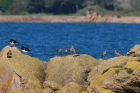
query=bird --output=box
[70,45,79,54]
[73,49,79,54]
[10,39,18,47]
[7,50,12,58]
[64,49,68,55]
[72,48,79,58]
[21,46,31,54]
[115,50,123,57]
[69,45,79,58]
[70,45,75,54]
[126,51,135,56]
[57,48,62,56]
[102,51,106,59]
[73,53,80,58]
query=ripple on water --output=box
[0,23,140,61]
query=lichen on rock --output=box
[1,45,140,93]
[44,54,99,87]
[0,46,45,93]
[55,82,85,93]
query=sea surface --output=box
[0,23,140,61]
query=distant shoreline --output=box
[0,15,140,23]
[0,16,86,23]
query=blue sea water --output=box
[0,23,140,61]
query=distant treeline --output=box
[0,0,140,15]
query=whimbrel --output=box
[73,49,79,58]
[70,45,79,57]
[64,49,68,55]
[126,51,135,56]
[70,45,75,53]
[7,50,12,58]
[102,51,106,59]
[73,49,79,54]
[57,48,62,56]
[115,50,123,57]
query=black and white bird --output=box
[102,51,106,59]
[115,50,123,57]
[10,39,18,47]
[21,46,31,54]
[7,50,12,58]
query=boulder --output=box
[43,81,62,91]
[88,56,128,93]
[102,60,140,93]
[88,55,140,93]
[1,45,140,93]
[0,46,45,93]
[55,82,85,93]
[85,12,107,23]
[42,88,54,93]
[45,54,99,87]
[127,44,140,57]
[12,89,42,93]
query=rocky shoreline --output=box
[0,15,140,23]
[0,45,140,93]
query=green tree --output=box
[0,0,14,12]
[44,0,85,14]
[94,0,115,10]
[44,0,62,13]
[72,0,85,11]
[27,0,45,13]
[10,0,27,14]
[44,0,56,9]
